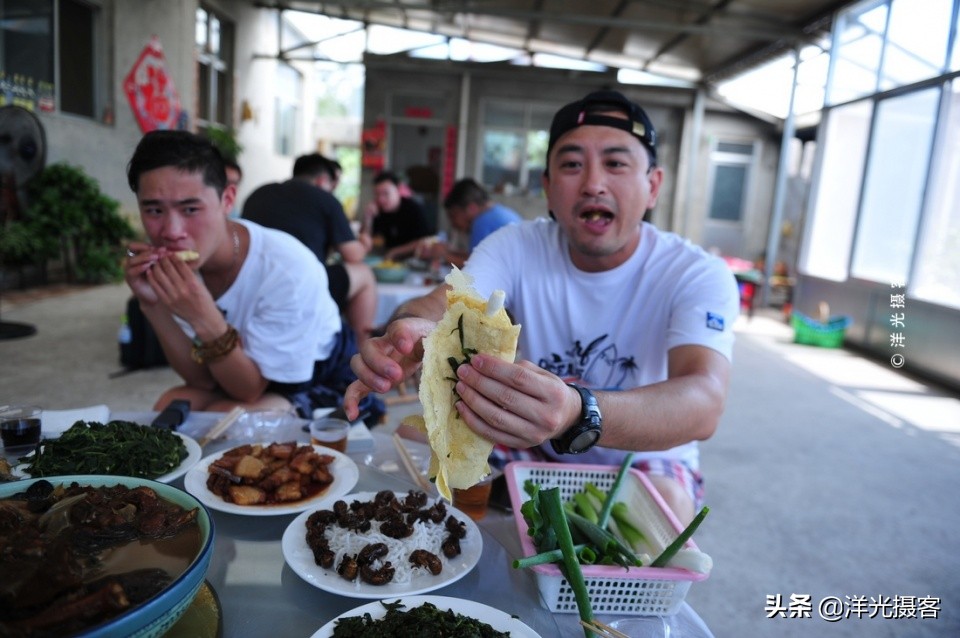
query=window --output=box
[850,87,940,283]
[479,100,552,195]
[706,142,755,222]
[274,63,300,156]
[826,0,887,105]
[878,0,952,91]
[911,80,960,308]
[195,6,235,130]
[0,0,103,119]
[800,100,873,281]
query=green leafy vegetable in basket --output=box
[22,420,188,479]
[517,456,713,575]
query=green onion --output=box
[512,543,594,569]
[540,487,594,633]
[651,506,710,568]
[565,510,641,569]
[597,453,634,528]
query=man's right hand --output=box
[343,317,436,419]
[124,242,161,304]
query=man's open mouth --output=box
[580,209,614,223]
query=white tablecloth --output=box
[374,280,435,327]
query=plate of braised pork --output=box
[183,441,359,516]
[281,489,482,598]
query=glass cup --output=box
[0,405,42,457]
[452,473,496,521]
[608,615,670,636]
[309,417,350,453]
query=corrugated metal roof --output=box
[262,0,853,83]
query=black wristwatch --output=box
[550,383,603,455]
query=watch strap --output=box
[550,383,602,454]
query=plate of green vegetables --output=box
[14,420,201,483]
[310,596,542,638]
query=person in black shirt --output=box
[359,171,434,256]
[242,154,377,343]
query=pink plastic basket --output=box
[505,461,707,616]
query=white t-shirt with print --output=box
[178,219,341,384]
[464,218,740,468]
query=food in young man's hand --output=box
[174,250,200,261]
[413,267,521,501]
[304,489,468,587]
[331,599,511,637]
[20,420,188,479]
[205,441,335,505]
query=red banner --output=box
[361,119,386,170]
[123,36,182,133]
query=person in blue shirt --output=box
[406,178,522,268]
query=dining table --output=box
[372,267,443,328]
[106,410,716,638]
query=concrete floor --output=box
[2,283,959,637]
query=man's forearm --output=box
[596,373,726,453]
[390,285,448,324]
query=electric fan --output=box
[0,105,47,340]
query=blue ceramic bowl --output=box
[373,264,409,283]
[0,475,214,638]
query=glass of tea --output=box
[0,405,42,457]
[452,471,497,522]
[309,417,349,453]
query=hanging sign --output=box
[361,119,387,170]
[123,36,182,133]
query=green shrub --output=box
[20,162,136,283]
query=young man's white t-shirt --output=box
[177,219,342,385]
[464,218,740,469]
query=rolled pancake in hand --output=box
[175,250,200,261]
[417,267,521,501]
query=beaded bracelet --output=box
[191,325,241,364]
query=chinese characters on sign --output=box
[765,593,940,622]
[889,280,906,369]
[123,36,182,133]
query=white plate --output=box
[14,432,202,484]
[157,433,202,483]
[184,444,359,516]
[282,491,482,599]
[310,595,542,637]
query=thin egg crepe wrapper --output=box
[417,267,520,501]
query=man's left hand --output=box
[451,354,579,449]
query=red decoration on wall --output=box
[123,36,182,133]
[362,119,387,170]
[442,125,458,195]
[403,106,433,119]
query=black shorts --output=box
[265,321,384,426]
[325,263,350,311]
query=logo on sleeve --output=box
[706,312,725,331]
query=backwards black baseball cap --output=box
[547,90,657,165]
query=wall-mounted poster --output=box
[361,119,386,170]
[123,36,182,133]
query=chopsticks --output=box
[579,619,630,638]
[392,432,433,492]
[198,406,245,449]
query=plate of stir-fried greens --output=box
[312,595,542,637]
[14,420,201,483]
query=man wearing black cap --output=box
[343,90,739,524]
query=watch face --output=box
[569,428,601,453]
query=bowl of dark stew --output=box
[0,475,214,638]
